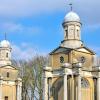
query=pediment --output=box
[76,48,91,53]
[0,65,17,70]
[75,47,95,54]
[50,46,72,55]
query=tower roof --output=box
[0,40,11,48]
[63,11,80,23]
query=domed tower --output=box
[0,40,12,65]
[0,38,22,100]
[61,11,83,48]
[43,4,97,100]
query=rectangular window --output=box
[5,96,8,100]
[77,29,79,37]
[7,72,9,78]
[65,30,68,38]
[6,53,9,58]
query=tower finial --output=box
[4,32,7,40]
[69,3,73,11]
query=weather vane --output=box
[69,3,73,11]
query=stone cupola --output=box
[61,11,83,48]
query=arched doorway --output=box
[81,78,94,100]
[52,77,64,100]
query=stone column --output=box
[77,74,81,100]
[16,78,22,100]
[62,63,71,100]
[64,73,68,100]
[0,77,3,100]
[44,76,48,100]
[97,71,100,100]
[77,63,82,100]
[73,63,82,100]
[71,75,74,100]
[43,67,52,100]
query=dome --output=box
[63,11,80,23]
[0,40,11,48]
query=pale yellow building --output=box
[0,40,22,100]
[43,9,100,100]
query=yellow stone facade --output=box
[0,40,22,100]
[43,10,100,100]
[49,47,95,100]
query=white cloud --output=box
[1,23,23,32]
[0,0,99,25]
[0,0,65,18]
[12,43,48,60]
[0,22,40,34]
[12,44,34,60]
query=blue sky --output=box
[0,0,100,60]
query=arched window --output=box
[81,78,90,88]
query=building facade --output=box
[43,10,100,100]
[0,39,22,100]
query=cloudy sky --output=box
[0,0,100,60]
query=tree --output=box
[13,55,49,100]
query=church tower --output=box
[0,40,12,65]
[43,4,100,100]
[0,39,22,100]
[61,11,83,48]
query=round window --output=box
[81,78,89,88]
[60,56,64,63]
[79,56,86,63]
